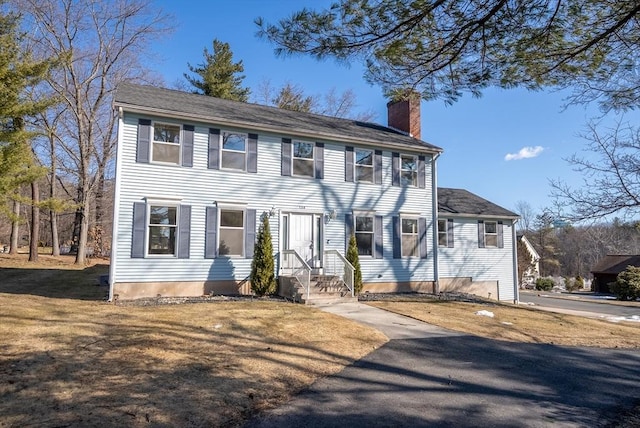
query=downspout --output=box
[511,218,520,304]
[431,152,441,294]
[108,107,125,302]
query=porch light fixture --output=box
[269,206,278,217]
[325,209,337,223]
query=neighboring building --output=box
[109,83,519,302]
[591,255,640,293]
[516,233,541,287]
[436,188,520,301]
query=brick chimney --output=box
[387,95,421,139]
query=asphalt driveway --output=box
[245,303,640,428]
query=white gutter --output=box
[108,107,125,302]
[511,218,520,304]
[431,153,441,294]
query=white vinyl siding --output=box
[438,217,516,301]
[113,112,436,287]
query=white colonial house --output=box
[109,83,519,303]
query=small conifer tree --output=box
[250,214,276,296]
[345,234,363,294]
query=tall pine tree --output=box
[250,214,276,296]
[184,39,250,101]
[0,6,54,259]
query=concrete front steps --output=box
[279,274,357,305]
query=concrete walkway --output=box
[245,302,640,428]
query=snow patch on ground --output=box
[604,315,640,323]
[475,310,494,318]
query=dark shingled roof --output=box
[591,255,640,274]
[114,83,442,153]
[438,187,518,218]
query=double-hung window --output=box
[219,209,245,256]
[437,220,448,247]
[401,217,419,257]
[484,221,498,247]
[400,154,417,186]
[355,215,374,256]
[355,149,374,183]
[293,141,315,177]
[221,131,247,170]
[148,205,178,255]
[152,123,181,164]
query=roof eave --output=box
[438,211,520,220]
[114,102,443,155]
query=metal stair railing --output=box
[281,249,312,301]
[323,250,355,297]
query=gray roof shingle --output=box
[114,83,442,153]
[438,187,518,218]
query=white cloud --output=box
[504,146,544,161]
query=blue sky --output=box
[153,0,638,216]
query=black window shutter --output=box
[374,215,383,259]
[136,119,151,163]
[178,205,191,258]
[478,220,485,248]
[498,221,504,248]
[131,202,146,258]
[282,138,292,176]
[248,133,258,173]
[392,152,400,186]
[418,155,426,189]
[208,128,220,170]
[182,125,194,167]
[245,209,257,258]
[418,217,428,259]
[205,206,218,258]
[315,142,324,179]
[345,146,354,182]
[393,216,401,258]
[374,150,383,184]
[447,218,454,248]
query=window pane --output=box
[355,149,373,165]
[401,170,417,186]
[486,235,498,247]
[402,235,418,257]
[485,222,497,234]
[356,165,373,182]
[293,159,314,177]
[293,142,314,159]
[149,206,176,225]
[154,124,180,144]
[401,155,416,171]
[148,225,176,255]
[356,216,373,232]
[438,233,448,247]
[219,229,243,256]
[356,233,373,256]
[221,151,246,170]
[402,218,417,234]
[220,210,243,227]
[222,132,246,151]
[438,220,446,232]
[152,142,180,163]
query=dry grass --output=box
[0,254,387,427]
[366,299,640,348]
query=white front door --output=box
[289,213,319,267]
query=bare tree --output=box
[551,120,640,221]
[16,0,171,264]
[252,78,377,121]
[513,200,535,232]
